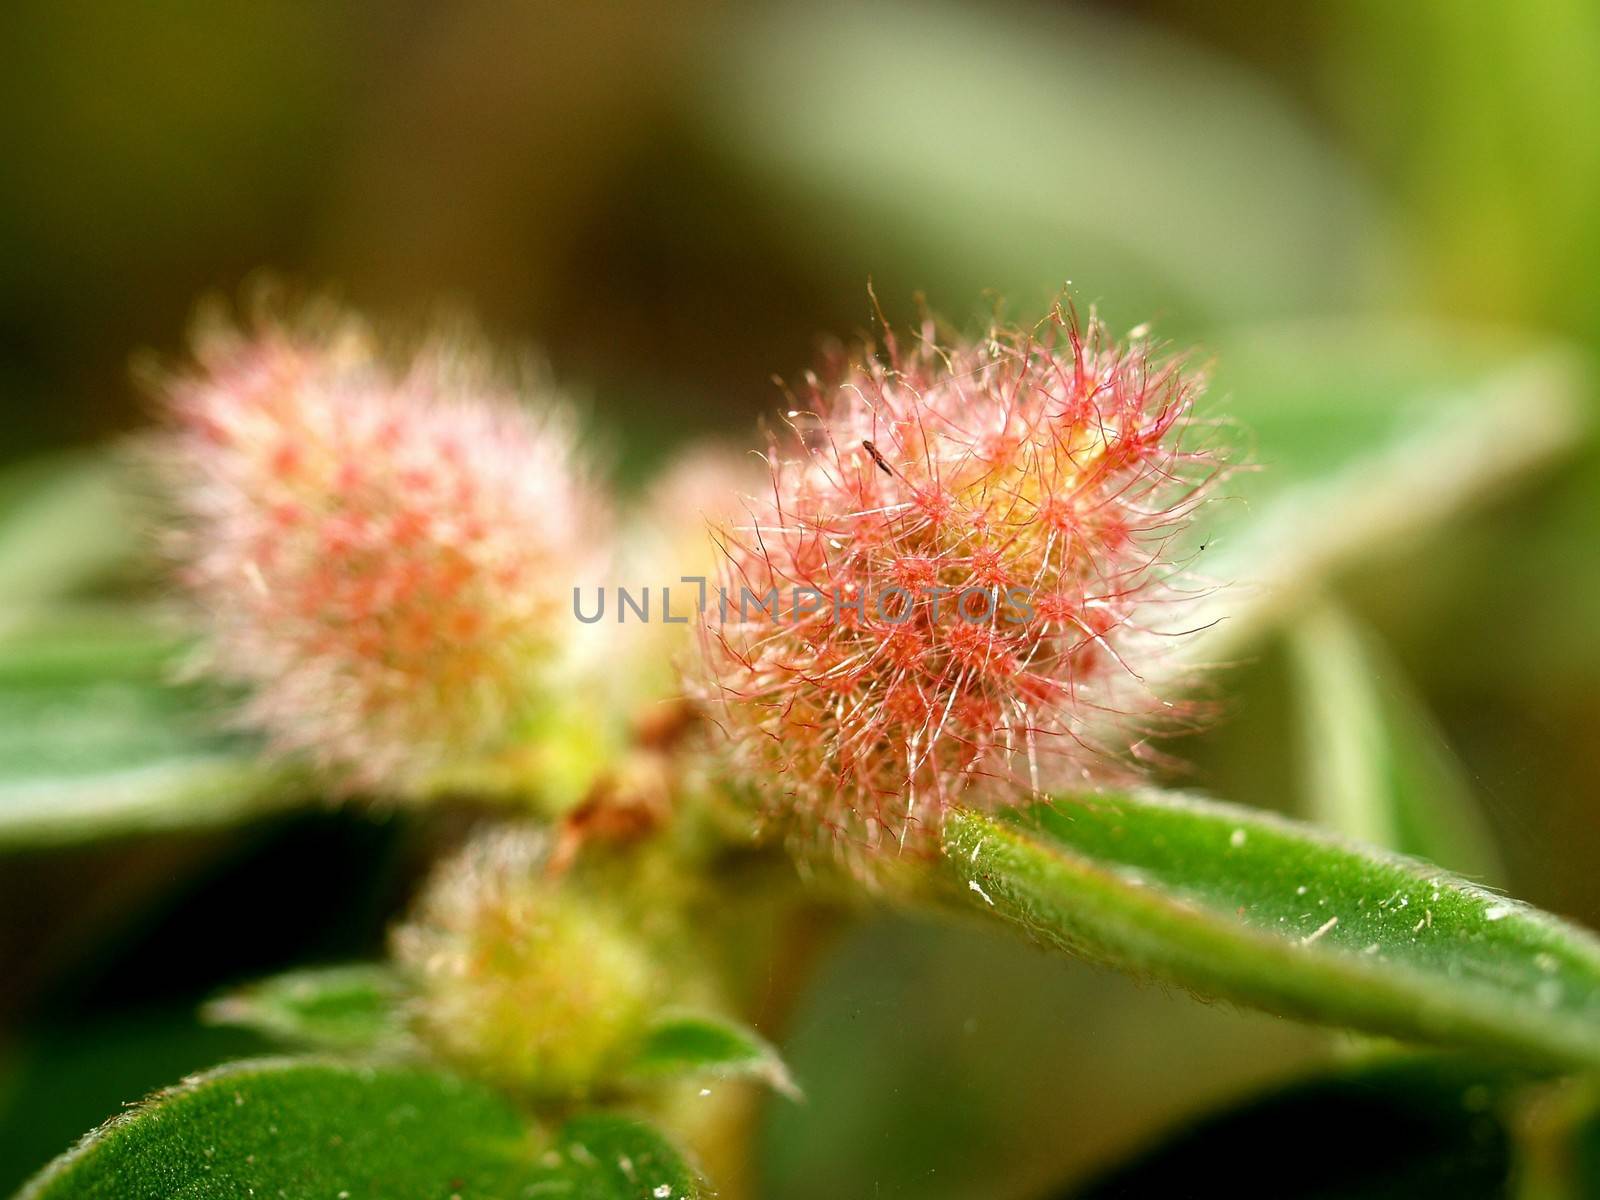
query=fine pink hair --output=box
[696,305,1226,870]
[155,303,599,791]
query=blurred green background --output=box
[3,1,1599,1196]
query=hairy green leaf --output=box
[942,792,1600,1070]
[544,1112,705,1200]
[203,965,412,1054]
[627,1011,800,1100]
[17,1058,703,1200]
[0,1010,271,1198]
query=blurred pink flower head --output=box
[156,302,602,792]
[696,306,1225,869]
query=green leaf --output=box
[0,613,303,850]
[1182,321,1589,665]
[701,0,1380,328]
[545,1112,705,1200]
[941,792,1600,1070]
[626,1011,800,1100]
[1287,600,1503,880]
[17,1058,704,1200]
[202,965,413,1054]
[0,1009,272,1198]
[1068,1054,1523,1199]
[0,452,139,613]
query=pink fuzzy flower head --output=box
[156,302,600,792]
[696,306,1223,869]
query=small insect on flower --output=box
[153,299,602,793]
[391,826,661,1098]
[694,303,1226,872]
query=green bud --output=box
[392,826,661,1098]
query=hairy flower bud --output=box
[154,302,601,792]
[391,826,661,1097]
[695,307,1224,868]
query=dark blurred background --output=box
[3,2,1599,1196]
